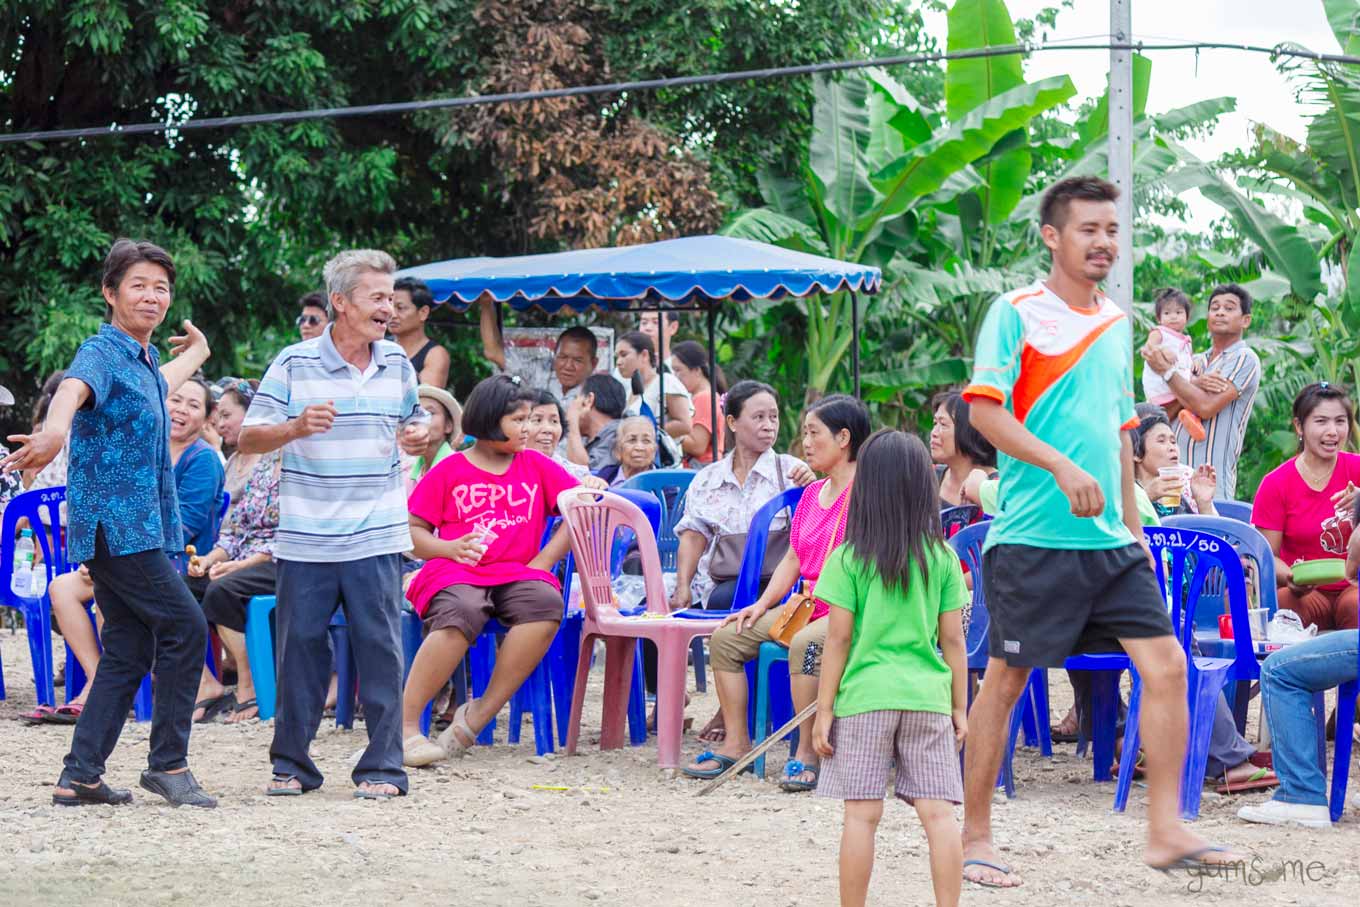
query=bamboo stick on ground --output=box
[695,702,818,797]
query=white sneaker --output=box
[1237,798,1331,829]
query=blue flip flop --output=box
[778,759,820,792]
[680,751,753,780]
[1149,845,1240,874]
[963,859,1019,888]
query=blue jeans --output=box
[1260,630,1359,806]
[270,554,407,793]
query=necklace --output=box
[1295,454,1335,490]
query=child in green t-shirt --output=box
[811,429,968,907]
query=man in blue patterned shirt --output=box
[2,239,216,808]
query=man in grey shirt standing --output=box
[1142,283,1260,498]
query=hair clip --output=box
[1319,381,1329,389]
[508,374,522,386]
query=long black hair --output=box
[805,394,871,461]
[842,430,943,594]
[620,331,655,396]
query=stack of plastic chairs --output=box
[940,504,980,539]
[0,488,71,706]
[1210,499,1253,523]
[559,488,726,768]
[1111,526,1256,820]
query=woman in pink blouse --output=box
[681,395,870,790]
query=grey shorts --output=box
[816,709,963,804]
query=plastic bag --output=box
[569,572,677,612]
[1266,609,1318,643]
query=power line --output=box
[1,38,1354,146]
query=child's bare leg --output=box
[839,799,883,907]
[49,571,99,703]
[914,798,962,907]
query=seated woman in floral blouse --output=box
[186,448,282,723]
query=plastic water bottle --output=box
[10,528,34,598]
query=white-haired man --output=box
[238,249,429,800]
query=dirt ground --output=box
[0,630,1355,907]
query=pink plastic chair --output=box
[557,488,724,768]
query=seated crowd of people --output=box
[0,271,1356,838]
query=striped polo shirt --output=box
[244,326,428,562]
[1172,339,1260,499]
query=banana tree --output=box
[724,65,1075,396]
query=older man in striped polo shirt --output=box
[239,249,429,800]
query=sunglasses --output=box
[296,314,324,327]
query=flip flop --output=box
[1150,845,1240,874]
[680,750,752,780]
[227,698,258,722]
[963,859,1021,888]
[265,773,306,797]
[353,784,405,800]
[778,759,820,792]
[18,705,57,726]
[193,691,236,724]
[1215,767,1279,795]
[48,703,84,725]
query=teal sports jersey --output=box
[963,282,1138,551]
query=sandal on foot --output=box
[227,698,258,722]
[403,734,448,767]
[192,691,236,724]
[963,859,1021,888]
[1150,845,1240,874]
[139,769,217,808]
[680,751,752,780]
[778,759,819,792]
[19,705,57,726]
[1216,767,1279,795]
[353,783,405,801]
[265,773,306,797]
[435,701,478,758]
[49,703,84,725]
[52,772,133,807]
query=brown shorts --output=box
[423,581,563,643]
[816,709,963,804]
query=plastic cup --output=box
[1157,466,1184,508]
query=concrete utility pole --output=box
[1109,0,1135,315]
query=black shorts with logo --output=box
[982,542,1174,667]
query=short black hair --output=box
[806,394,871,461]
[461,375,537,442]
[1208,282,1252,316]
[1292,382,1354,453]
[842,430,943,595]
[725,380,779,421]
[299,291,327,314]
[103,238,176,294]
[584,373,626,420]
[532,388,566,427]
[1039,176,1119,230]
[1153,288,1191,320]
[178,376,216,421]
[619,331,655,366]
[932,391,997,468]
[1130,403,1171,460]
[394,276,433,310]
[556,326,599,359]
[671,340,727,393]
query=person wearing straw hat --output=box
[408,385,462,492]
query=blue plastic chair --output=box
[0,487,72,706]
[1325,618,1358,822]
[950,521,1049,797]
[940,504,980,539]
[1112,526,1255,820]
[1162,514,1276,731]
[1211,499,1253,523]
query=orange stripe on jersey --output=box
[1121,416,1139,430]
[962,384,1004,405]
[1008,289,1045,307]
[1012,314,1125,423]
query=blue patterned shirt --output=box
[65,324,182,563]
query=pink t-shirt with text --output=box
[791,478,851,620]
[406,448,580,616]
[1252,450,1360,592]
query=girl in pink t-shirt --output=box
[681,395,871,792]
[401,376,580,766]
[1252,383,1360,631]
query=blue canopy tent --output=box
[396,235,881,461]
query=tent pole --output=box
[707,302,719,463]
[654,296,664,456]
[850,290,861,399]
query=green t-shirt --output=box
[963,282,1138,552]
[814,543,965,718]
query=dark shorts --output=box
[423,581,563,643]
[983,543,1173,667]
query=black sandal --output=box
[52,773,133,807]
[265,773,306,797]
[193,691,236,724]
